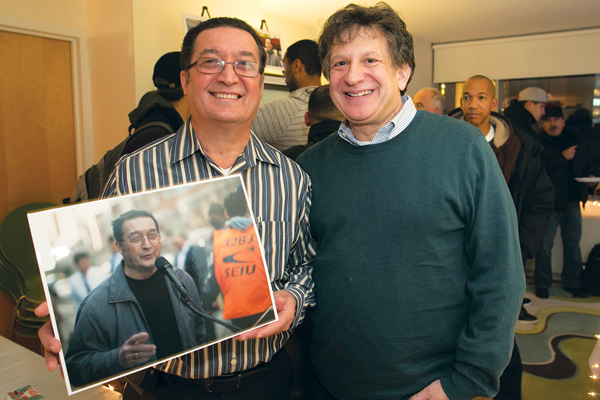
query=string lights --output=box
[592,357,600,397]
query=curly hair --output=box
[318,2,415,94]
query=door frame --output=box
[0,15,93,176]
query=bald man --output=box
[413,87,444,115]
[449,75,554,400]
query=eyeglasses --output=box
[189,57,260,78]
[124,233,161,246]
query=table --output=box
[0,335,122,399]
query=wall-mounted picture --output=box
[183,13,209,34]
[27,176,277,395]
[256,29,285,76]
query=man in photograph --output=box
[264,37,282,67]
[39,16,315,399]
[65,210,205,387]
[172,231,208,293]
[297,4,524,399]
[212,191,274,329]
[68,252,109,311]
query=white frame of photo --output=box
[27,175,277,395]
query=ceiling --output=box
[260,0,600,44]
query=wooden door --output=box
[0,31,77,223]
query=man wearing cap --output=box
[413,87,445,115]
[535,105,599,299]
[123,51,190,154]
[504,87,547,139]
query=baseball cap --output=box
[518,87,548,103]
[153,51,182,89]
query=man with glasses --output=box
[65,209,206,388]
[38,16,314,399]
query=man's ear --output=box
[304,112,311,127]
[180,70,188,95]
[115,241,123,255]
[293,59,303,74]
[396,64,411,92]
[259,74,264,100]
[492,98,498,112]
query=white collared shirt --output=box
[338,95,418,146]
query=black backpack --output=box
[582,244,600,296]
[66,121,173,203]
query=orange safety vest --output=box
[212,226,272,320]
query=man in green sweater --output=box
[297,4,525,400]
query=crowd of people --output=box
[34,2,600,400]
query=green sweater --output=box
[297,111,525,400]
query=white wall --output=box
[433,28,600,83]
[406,35,433,97]
[0,0,86,30]
[132,0,267,103]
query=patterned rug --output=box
[516,284,600,400]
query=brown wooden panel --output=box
[0,31,76,223]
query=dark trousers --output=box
[495,339,522,400]
[123,349,293,400]
[535,201,583,290]
[313,374,338,400]
[285,319,314,400]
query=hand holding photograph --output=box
[27,176,276,395]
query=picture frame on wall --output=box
[256,29,285,76]
[27,176,277,395]
[182,13,209,34]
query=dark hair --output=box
[518,100,542,106]
[318,2,415,94]
[566,108,592,128]
[180,17,266,80]
[208,203,225,217]
[223,192,247,218]
[111,210,159,242]
[285,39,321,77]
[157,86,184,102]
[308,85,344,123]
[74,252,89,265]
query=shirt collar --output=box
[168,118,281,173]
[338,95,417,146]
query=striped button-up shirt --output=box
[101,119,316,379]
[338,95,417,145]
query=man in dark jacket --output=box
[123,51,189,154]
[450,75,554,400]
[504,87,547,139]
[535,105,599,299]
[283,85,342,161]
[65,210,205,388]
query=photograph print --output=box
[27,176,276,395]
[256,29,285,75]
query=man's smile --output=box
[346,90,373,97]
[212,92,242,99]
